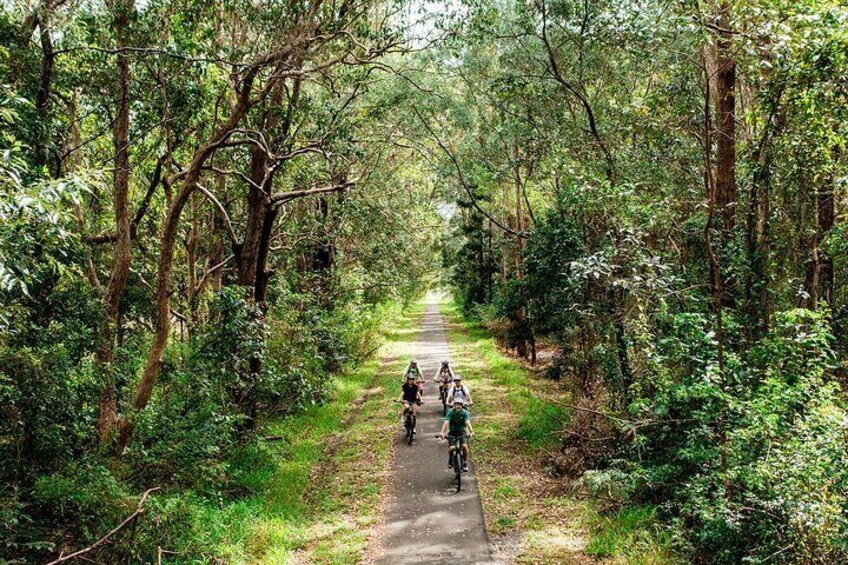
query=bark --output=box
[186,192,199,327]
[513,146,528,359]
[715,18,737,235]
[34,12,55,171]
[234,148,269,286]
[254,206,279,306]
[513,146,525,275]
[702,42,731,500]
[97,0,135,446]
[486,218,494,301]
[707,3,737,309]
[242,205,279,431]
[804,172,836,309]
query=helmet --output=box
[410,358,417,365]
[453,374,462,381]
[441,359,449,365]
[406,373,415,380]
[453,398,464,406]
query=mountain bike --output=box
[396,400,417,445]
[439,384,449,416]
[441,433,468,492]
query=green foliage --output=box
[516,398,568,449]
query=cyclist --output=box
[447,374,473,409]
[398,373,421,432]
[434,360,454,391]
[439,398,474,472]
[405,358,426,394]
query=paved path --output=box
[376,299,494,564]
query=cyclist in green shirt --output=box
[438,399,474,472]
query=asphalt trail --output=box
[376,298,494,564]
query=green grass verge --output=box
[170,300,427,564]
[586,506,676,564]
[440,296,676,565]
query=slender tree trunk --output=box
[744,125,776,339]
[486,218,493,301]
[513,146,528,358]
[819,172,835,306]
[501,183,511,282]
[34,11,54,172]
[235,148,268,286]
[97,0,135,446]
[513,146,524,275]
[715,28,736,235]
[712,2,737,308]
[186,192,199,328]
[702,40,732,501]
[804,171,835,309]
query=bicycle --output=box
[395,400,417,445]
[439,433,469,492]
[439,384,449,416]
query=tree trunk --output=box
[235,148,268,286]
[513,146,529,359]
[819,172,835,306]
[715,29,736,235]
[804,171,835,309]
[708,3,737,309]
[744,150,772,338]
[97,0,135,447]
[242,204,279,431]
[34,12,54,172]
[717,3,737,302]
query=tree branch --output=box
[196,183,238,247]
[413,108,523,237]
[45,488,160,565]
[269,179,356,205]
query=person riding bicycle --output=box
[398,373,421,432]
[404,358,424,392]
[434,360,454,396]
[447,374,472,409]
[439,399,474,472]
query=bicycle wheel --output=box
[407,414,415,445]
[454,449,462,491]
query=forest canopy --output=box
[2,0,848,563]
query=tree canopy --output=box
[2,0,848,562]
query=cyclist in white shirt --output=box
[447,374,472,408]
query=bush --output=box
[613,308,848,563]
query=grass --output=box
[170,300,427,564]
[586,506,676,565]
[440,296,677,565]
